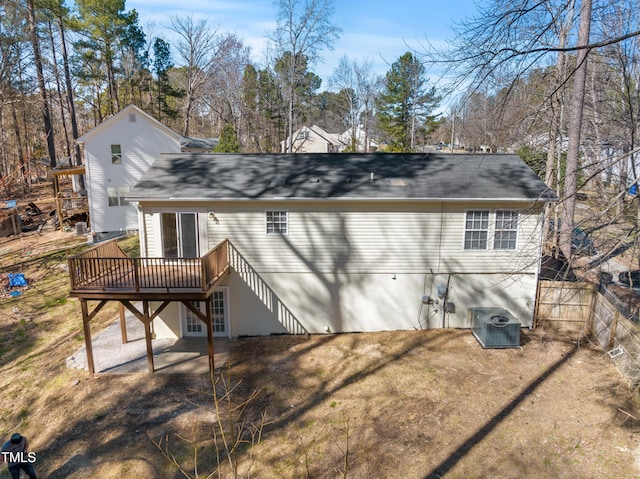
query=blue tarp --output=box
[8,273,27,287]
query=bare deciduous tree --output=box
[169,15,220,137]
[330,56,379,152]
[425,0,640,260]
[560,0,592,259]
[270,0,341,152]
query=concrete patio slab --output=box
[67,306,232,374]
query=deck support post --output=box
[205,296,215,375]
[143,300,154,373]
[119,302,128,344]
[80,300,95,378]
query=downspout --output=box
[532,204,547,329]
[442,274,451,329]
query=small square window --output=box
[266,210,288,235]
[111,144,122,164]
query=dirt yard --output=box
[1,184,640,478]
[5,316,640,478]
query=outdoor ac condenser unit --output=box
[470,307,521,349]
[75,221,87,235]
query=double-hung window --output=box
[266,210,288,235]
[111,144,122,164]
[494,210,519,250]
[107,186,130,206]
[464,210,489,250]
[464,210,520,250]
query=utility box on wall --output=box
[470,307,521,349]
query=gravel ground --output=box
[66,308,176,373]
[66,306,232,374]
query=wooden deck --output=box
[68,238,231,376]
[68,238,230,300]
[52,166,89,226]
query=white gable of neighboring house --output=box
[339,125,378,152]
[77,105,181,236]
[281,125,345,153]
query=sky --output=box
[126,0,480,95]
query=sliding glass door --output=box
[162,212,199,257]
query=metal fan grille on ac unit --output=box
[470,307,521,349]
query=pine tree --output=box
[376,52,440,152]
[152,38,181,121]
[214,124,241,153]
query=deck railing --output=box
[69,238,229,292]
[56,196,89,219]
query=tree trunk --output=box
[183,92,193,137]
[544,6,572,256]
[560,0,592,260]
[48,21,72,159]
[26,0,57,169]
[11,103,27,190]
[58,16,83,172]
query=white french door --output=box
[182,287,229,337]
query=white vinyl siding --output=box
[196,201,540,275]
[139,201,542,335]
[82,106,181,233]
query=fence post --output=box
[585,282,597,335]
[607,310,620,351]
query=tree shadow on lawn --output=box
[34,374,211,479]
[233,330,452,430]
[25,329,614,478]
[423,342,579,479]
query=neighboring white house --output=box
[281,125,344,153]
[127,152,556,339]
[339,125,378,152]
[76,105,182,238]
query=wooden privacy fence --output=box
[535,280,640,387]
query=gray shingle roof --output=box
[128,153,557,202]
[180,137,219,150]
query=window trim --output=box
[463,209,521,251]
[463,210,490,250]
[493,210,519,250]
[161,211,200,258]
[265,210,288,235]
